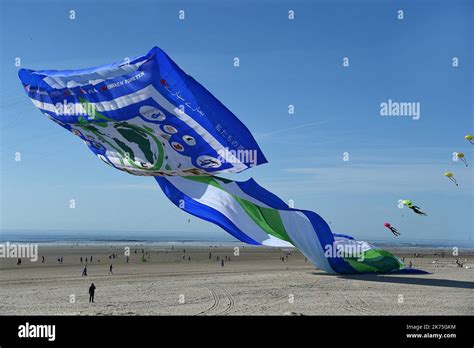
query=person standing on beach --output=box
[82,265,88,276]
[89,283,96,303]
[221,259,224,267]
[209,252,212,259]
[80,256,83,263]
[109,264,113,274]
[42,256,45,263]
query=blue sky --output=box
[0,0,472,245]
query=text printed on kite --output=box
[19,46,420,275]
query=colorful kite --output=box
[401,199,427,216]
[19,46,416,274]
[18,47,266,176]
[444,171,458,186]
[455,152,469,167]
[465,134,474,145]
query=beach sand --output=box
[0,245,473,315]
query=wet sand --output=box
[0,245,473,315]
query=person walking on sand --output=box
[42,256,45,263]
[89,283,96,303]
[109,264,113,274]
[82,265,88,276]
[221,259,224,267]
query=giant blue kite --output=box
[18,46,417,274]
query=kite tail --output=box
[155,176,419,275]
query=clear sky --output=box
[0,0,472,245]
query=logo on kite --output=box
[163,125,178,134]
[197,155,221,168]
[171,142,184,152]
[139,105,166,122]
[182,135,196,146]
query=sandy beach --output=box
[0,245,473,315]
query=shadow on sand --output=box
[333,273,474,290]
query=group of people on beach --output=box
[80,256,97,263]
[81,264,114,276]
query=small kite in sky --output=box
[455,152,469,167]
[384,222,400,236]
[444,172,458,186]
[401,200,427,216]
[465,134,473,145]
